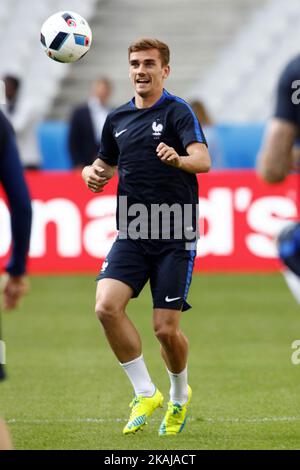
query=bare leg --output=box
[0,418,13,450]
[153,309,188,373]
[95,278,142,363]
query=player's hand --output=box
[82,165,109,193]
[156,142,182,169]
[1,274,29,311]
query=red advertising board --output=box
[0,170,298,273]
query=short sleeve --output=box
[274,64,298,125]
[174,104,207,150]
[97,116,119,166]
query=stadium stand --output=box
[49,0,264,119]
[0,0,98,135]
[0,0,275,169]
[188,0,300,122]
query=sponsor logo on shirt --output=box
[101,260,109,273]
[115,129,127,138]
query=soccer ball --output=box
[40,11,92,63]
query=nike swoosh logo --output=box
[165,296,181,302]
[115,129,127,138]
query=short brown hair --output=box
[128,38,170,66]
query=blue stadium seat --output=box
[37,121,266,171]
[215,123,265,169]
[37,121,72,170]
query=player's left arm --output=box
[157,141,211,174]
[0,114,31,310]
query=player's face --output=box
[129,49,170,98]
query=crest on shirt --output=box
[152,121,163,137]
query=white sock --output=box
[167,366,188,405]
[120,354,156,397]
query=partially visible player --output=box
[257,54,300,301]
[82,38,211,436]
[0,109,32,450]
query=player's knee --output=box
[95,299,120,324]
[154,324,178,345]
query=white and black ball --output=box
[40,11,92,63]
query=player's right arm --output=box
[1,274,29,310]
[82,114,119,193]
[257,60,300,183]
[82,159,116,193]
[257,118,298,183]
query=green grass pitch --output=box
[0,273,299,450]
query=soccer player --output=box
[0,109,32,449]
[257,55,300,184]
[257,55,300,300]
[82,38,211,436]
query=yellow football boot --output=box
[158,385,192,436]
[123,388,164,435]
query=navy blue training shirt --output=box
[0,110,32,275]
[98,89,207,241]
[274,54,300,127]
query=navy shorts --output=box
[97,238,197,311]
